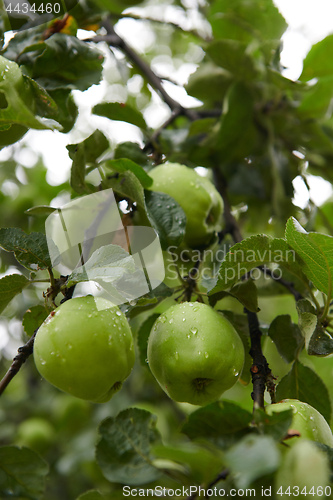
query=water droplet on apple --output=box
[116,311,122,316]
[182,317,186,322]
[204,352,209,358]
[169,318,174,324]
[187,334,191,339]
[175,352,179,360]
[193,307,199,312]
[160,315,166,323]
[190,327,198,334]
[198,351,201,355]
[67,343,73,349]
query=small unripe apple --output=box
[275,440,330,494]
[266,399,333,446]
[33,296,135,403]
[16,417,54,452]
[149,163,223,249]
[147,302,244,405]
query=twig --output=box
[253,266,303,301]
[246,309,271,409]
[0,330,37,397]
[186,469,229,499]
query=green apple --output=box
[266,399,333,446]
[147,302,244,405]
[148,163,223,249]
[16,417,54,452]
[33,296,135,403]
[275,440,330,494]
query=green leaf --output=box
[268,315,304,363]
[254,407,293,442]
[137,313,160,366]
[105,158,152,188]
[296,299,318,349]
[103,170,145,209]
[225,435,280,489]
[229,278,259,312]
[307,324,333,357]
[18,34,104,91]
[152,442,224,484]
[22,305,49,337]
[181,400,252,449]
[276,360,331,423]
[0,274,29,314]
[206,41,261,80]
[210,235,302,294]
[67,131,109,194]
[93,102,147,130]
[0,55,57,130]
[0,445,48,500]
[47,89,78,134]
[185,62,231,106]
[25,206,57,217]
[96,408,162,485]
[0,228,51,270]
[213,83,258,162]
[114,142,150,166]
[300,34,333,82]
[285,217,333,296]
[144,190,186,250]
[209,0,287,43]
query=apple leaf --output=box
[268,315,304,363]
[152,442,224,484]
[210,235,303,294]
[225,435,280,489]
[0,446,48,499]
[96,408,162,485]
[17,34,104,91]
[307,324,333,357]
[137,313,160,366]
[181,401,252,449]
[229,278,259,312]
[296,299,319,351]
[253,408,293,442]
[22,305,49,337]
[0,228,51,270]
[285,217,333,297]
[300,34,333,82]
[276,360,331,423]
[0,274,29,314]
[93,102,147,130]
[144,190,186,250]
[114,142,150,166]
[104,170,145,209]
[104,158,153,188]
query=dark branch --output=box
[246,309,272,409]
[259,266,303,301]
[0,330,37,397]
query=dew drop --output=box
[198,351,201,355]
[205,352,209,358]
[160,315,167,323]
[166,205,170,209]
[193,307,199,312]
[175,352,179,360]
[116,311,122,316]
[190,327,198,335]
[187,334,191,339]
[41,360,46,365]
[169,318,174,324]
[67,343,73,349]
[145,358,149,364]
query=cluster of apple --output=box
[34,163,242,405]
[33,164,333,461]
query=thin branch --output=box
[186,469,229,499]
[256,266,303,301]
[246,309,272,409]
[0,330,37,397]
